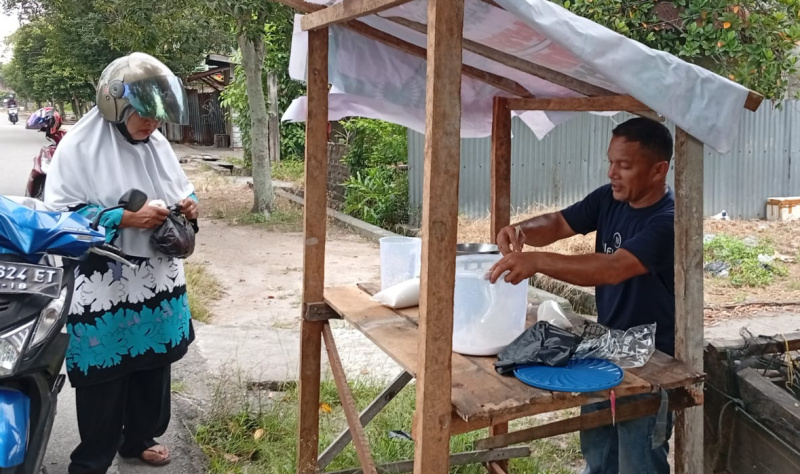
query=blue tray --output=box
[513,358,623,392]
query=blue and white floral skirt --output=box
[65,254,194,387]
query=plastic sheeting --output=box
[284,0,752,153]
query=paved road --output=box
[0,118,42,196]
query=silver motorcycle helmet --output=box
[96,52,188,125]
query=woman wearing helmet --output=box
[44,53,198,473]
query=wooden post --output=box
[413,0,465,473]
[673,127,704,474]
[297,27,329,474]
[490,97,512,243]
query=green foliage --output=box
[219,3,306,167]
[557,0,800,99]
[704,234,788,287]
[340,118,409,229]
[271,160,304,186]
[195,379,581,473]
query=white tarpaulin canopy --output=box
[283,0,757,153]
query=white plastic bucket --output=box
[379,237,422,290]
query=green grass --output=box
[195,379,581,474]
[271,160,305,187]
[704,234,788,287]
[185,262,224,323]
[231,207,303,232]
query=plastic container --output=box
[379,237,422,290]
[452,254,527,356]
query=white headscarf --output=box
[45,107,194,258]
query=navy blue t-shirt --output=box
[560,184,675,355]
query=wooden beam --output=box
[322,323,378,474]
[318,371,413,470]
[745,91,764,112]
[505,96,652,112]
[673,127,705,474]
[487,423,509,473]
[326,447,532,474]
[297,27,329,474]
[304,302,341,322]
[385,16,614,97]
[490,96,512,243]
[301,0,413,31]
[413,0,464,472]
[474,388,700,450]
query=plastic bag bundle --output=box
[573,323,656,368]
[150,206,196,259]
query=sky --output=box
[0,12,19,63]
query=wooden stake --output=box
[413,0,465,472]
[490,97,512,243]
[322,323,377,474]
[297,27,329,474]
[673,127,704,474]
[487,424,509,472]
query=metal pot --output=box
[456,243,499,256]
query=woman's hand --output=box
[121,205,170,229]
[179,198,199,220]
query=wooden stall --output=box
[276,1,765,473]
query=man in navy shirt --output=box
[489,117,674,474]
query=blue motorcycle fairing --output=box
[0,388,30,468]
[0,196,106,258]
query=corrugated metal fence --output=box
[408,102,800,220]
[163,90,228,146]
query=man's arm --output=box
[488,248,648,286]
[496,211,577,253]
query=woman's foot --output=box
[139,445,171,466]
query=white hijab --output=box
[45,107,194,258]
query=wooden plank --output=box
[487,423,509,472]
[413,0,465,472]
[318,371,413,470]
[490,97,512,243]
[326,447,532,474]
[673,127,705,474]
[727,408,800,474]
[475,387,701,450]
[486,462,507,474]
[745,91,764,112]
[628,350,705,390]
[506,95,652,112]
[301,0,413,31]
[298,27,329,474]
[707,331,800,360]
[305,302,342,321]
[385,16,614,97]
[736,367,800,448]
[322,323,378,474]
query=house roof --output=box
[280,0,762,153]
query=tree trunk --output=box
[57,101,66,117]
[238,32,273,214]
[71,95,82,120]
[267,71,280,163]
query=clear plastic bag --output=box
[573,323,656,368]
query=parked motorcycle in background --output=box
[0,189,147,474]
[25,109,65,201]
[7,107,18,125]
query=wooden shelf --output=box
[324,284,704,427]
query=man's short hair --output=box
[612,117,673,164]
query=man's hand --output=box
[488,251,539,285]
[121,205,169,229]
[496,224,525,255]
[179,198,199,220]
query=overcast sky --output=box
[0,12,19,63]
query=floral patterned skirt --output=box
[65,254,194,387]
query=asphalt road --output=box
[0,117,43,196]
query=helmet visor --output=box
[123,75,188,125]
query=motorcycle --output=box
[8,108,18,125]
[25,109,65,201]
[0,189,147,474]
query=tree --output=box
[210,0,293,215]
[558,0,800,99]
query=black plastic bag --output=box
[494,321,582,375]
[150,206,196,259]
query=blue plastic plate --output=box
[513,358,623,392]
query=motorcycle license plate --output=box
[0,263,63,298]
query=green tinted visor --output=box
[123,75,188,125]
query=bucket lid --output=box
[513,358,623,392]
